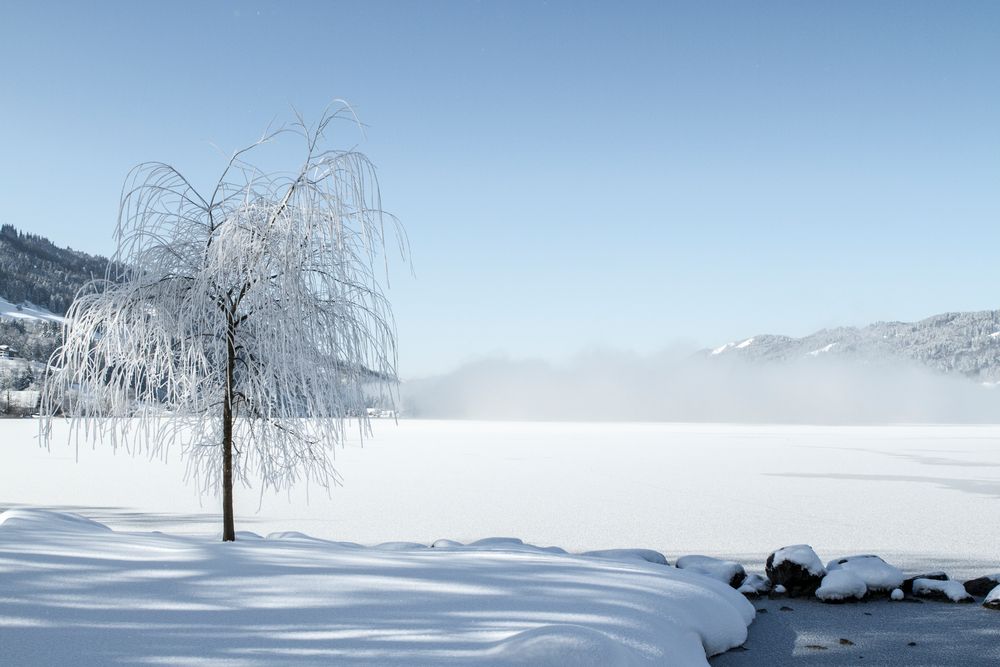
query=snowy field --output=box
[2,419,998,576]
[3,419,999,665]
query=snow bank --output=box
[0,509,753,665]
[581,548,670,565]
[0,508,111,532]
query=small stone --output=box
[756,608,768,614]
[907,642,917,647]
[805,645,828,650]
[779,605,794,611]
[839,638,855,646]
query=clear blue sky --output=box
[2,1,998,377]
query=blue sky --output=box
[2,1,998,377]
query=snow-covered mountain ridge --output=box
[707,310,1000,382]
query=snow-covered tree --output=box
[42,107,405,540]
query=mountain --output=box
[0,224,111,316]
[706,310,1000,382]
[0,225,113,388]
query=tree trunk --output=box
[221,317,237,542]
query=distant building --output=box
[0,345,19,360]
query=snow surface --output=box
[582,548,669,565]
[0,297,65,323]
[912,578,974,602]
[815,569,867,601]
[2,420,1000,579]
[826,555,904,593]
[0,508,753,666]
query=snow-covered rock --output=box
[826,555,904,595]
[816,570,867,602]
[890,588,904,601]
[676,555,746,588]
[432,538,464,548]
[737,573,772,598]
[963,574,1000,597]
[582,548,670,566]
[912,578,974,603]
[984,585,1000,610]
[766,544,825,597]
[902,571,948,595]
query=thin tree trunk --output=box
[221,317,236,542]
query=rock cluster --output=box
[670,546,1000,611]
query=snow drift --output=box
[0,509,753,666]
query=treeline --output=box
[0,319,61,364]
[0,224,111,314]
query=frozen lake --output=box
[2,419,998,577]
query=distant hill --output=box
[706,310,1000,382]
[0,225,112,387]
[0,224,111,316]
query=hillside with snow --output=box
[707,310,1000,382]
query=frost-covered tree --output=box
[42,107,405,540]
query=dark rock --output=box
[766,546,825,597]
[963,574,1000,597]
[779,605,794,611]
[901,572,947,596]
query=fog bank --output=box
[401,349,1000,424]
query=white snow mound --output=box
[0,508,111,532]
[816,569,867,601]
